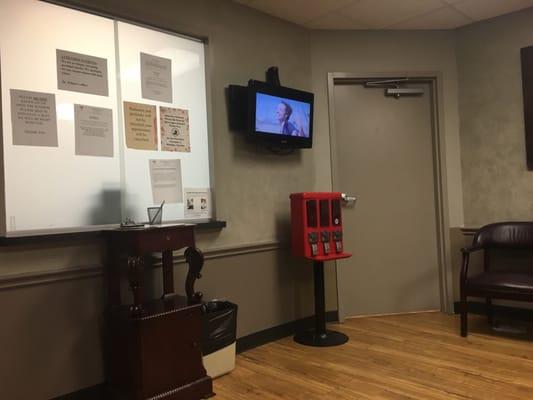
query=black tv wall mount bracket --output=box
[266,66,281,87]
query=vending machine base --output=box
[294,260,349,347]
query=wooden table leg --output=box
[107,249,122,307]
[162,249,175,297]
[128,256,144,316]
[184,247,204,304]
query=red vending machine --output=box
[290,192,352,347]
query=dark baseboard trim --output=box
[453,301,533,321]
[54,310,340,399]
[51,384,107,400]
[236,310,339,353]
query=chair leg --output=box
[460,295,468,337]
[486,297,494,327]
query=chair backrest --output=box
[473,222,533,249]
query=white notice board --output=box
[117,22,211,224]
[0,0,212,236]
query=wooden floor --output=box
[214,312,533,399]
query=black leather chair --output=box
[460,222,533,337]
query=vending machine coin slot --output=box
[321,231,331,255]
[333,231,343,253]
[308,232,319,256]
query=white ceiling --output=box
[233,0,533,30]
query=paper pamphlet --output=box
[140,52,172,103]
[10,89,58,147]
[184,188,212,219]
[74,104,113,157]
[149,159,183,204]
[57,49,109,96]
[124,101,157,150]
[160,106,190,152]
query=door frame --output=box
[327,72,454,319]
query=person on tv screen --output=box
[276,101,304,137]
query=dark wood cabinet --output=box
[105,224,214,400]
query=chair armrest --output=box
[460,246,483,290]
[461,246,483,254]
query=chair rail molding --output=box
[0,240,285,290]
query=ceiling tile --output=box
[248,0,355,25]
[392,6,473,29]
[452,0,533,21]
[340,0,445,28]
[305,11,370,30]
[231,0,533,29]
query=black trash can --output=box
[202,300,238,378]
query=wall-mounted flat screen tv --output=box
[248,81,314,148]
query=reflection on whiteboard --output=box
[124,101,157,150]
[140,52,172,103]
[149,159,183,204]
[74,104,113,157]
[184,188,211,219]
[10,89,58,147]
[160,106,190,152]
[56,49,109,96]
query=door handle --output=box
[341,193,357,207]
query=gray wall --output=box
[63,0,316,247]
[4,1,533,398]
[310,30,464,228]
[450,8,533,306]
[310,30,465,314]
[0,248,317,399]
[0,1,335,398]
[0,274,105,399]
[457,8,533,227]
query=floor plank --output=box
[214,313,533,399]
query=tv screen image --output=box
[255,92,311,138]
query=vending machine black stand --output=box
[293,260,349,347]
[290,192,352,347]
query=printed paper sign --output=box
[57,49,109,96]
[141,52,172,103]
[149,159,183,204]
[124,101,157,150]
[184,188,212,219]
[10,89,58,147]
[160,106,190,152]
[75,104,113,157]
